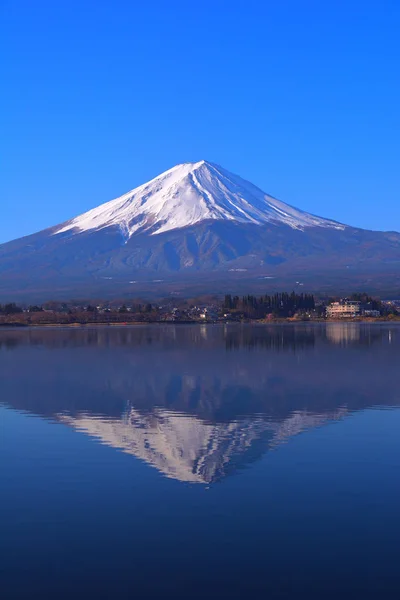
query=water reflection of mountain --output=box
[58,408,347,484]
[0,324,399,483]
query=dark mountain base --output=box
[1,221,399,301]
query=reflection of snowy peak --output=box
[2,325,398,484]
[55,160,344,239]
[59,407,347,484]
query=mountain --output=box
[1,160,399,300]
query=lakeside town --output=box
[1,292,399,326]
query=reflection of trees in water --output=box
[225,326,316,352]
[1,324,399,483]
[2,326,399,425]
[0,323,393,351]
[0,336,20,350]
[0,327,166,350]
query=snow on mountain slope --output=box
[55,160,345,239]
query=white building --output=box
[326,300,361,319]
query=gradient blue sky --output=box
[1,0,399,243]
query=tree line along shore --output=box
[0,292,399,326]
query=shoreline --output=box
[1,318,399,329]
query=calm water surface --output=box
[1,323,400,599]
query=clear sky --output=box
[1,0,399,243]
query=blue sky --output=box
[1,0,399,243]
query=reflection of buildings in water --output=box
[0,322,389,352]
[326,323,361,345]
[199,324,208,341]
[58,407,348,484]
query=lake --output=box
[1,323,400,599]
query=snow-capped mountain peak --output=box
[54,161,345,238]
